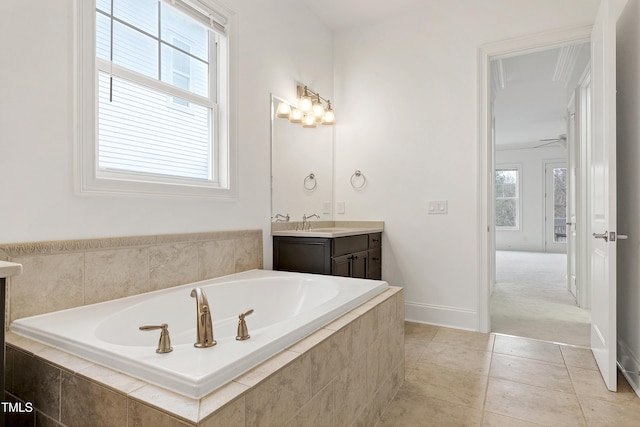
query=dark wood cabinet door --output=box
[273,237,331,274]
[332,254,353,277]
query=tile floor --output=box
[377,322,640,426]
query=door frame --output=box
[477,26,592,333]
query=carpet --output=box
[491,250,591,347]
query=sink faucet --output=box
[190,288,216,348]
[301,213,320,231]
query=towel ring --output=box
[304,173,317,191]
[350,170,367,190]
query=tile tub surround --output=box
[0,230,263,324]
[4,287,404,426]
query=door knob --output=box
[593,231,608,242]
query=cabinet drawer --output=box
[368,233,382,249]
[332,235,368,257]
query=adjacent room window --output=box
[495,167,520,229]
[78,0,236,198]
[552,167,568,243]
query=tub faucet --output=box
[190,288,216,348]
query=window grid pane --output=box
[496,169,519,228]
[553,167,567,243]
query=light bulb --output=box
[289,108,303,123]
[312,99,325,122]
[322,104,336,125]
[275,101,291,118]
[298,94,312,113]
[302,112,317,128]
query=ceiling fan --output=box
[534,134,567,148]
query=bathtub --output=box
[10,269,388,399]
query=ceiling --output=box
[493,43,590,150]
[298,1,590,152]
[299,0,428,31]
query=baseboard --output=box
[617,338,640,399]
[404,301,478,331]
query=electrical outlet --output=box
[428,200,448,214]
[336,201,345,214]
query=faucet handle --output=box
[139,323,173,354]
[236,309,254,341]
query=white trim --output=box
[404,301,478,331]
[477,26,592,333]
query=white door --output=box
[567,103,578,298]
[590,0,617,392]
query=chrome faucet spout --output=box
[190,287,216,348]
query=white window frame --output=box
[74,0,237,199]
[495,164,522,231]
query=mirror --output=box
[270,94,334,223]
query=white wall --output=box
[495,147,567,252]
[333,0,599,329]
[0,0,333,272]
[616,0,640,396]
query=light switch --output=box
[428,200,448,214]
[323,201,332,214]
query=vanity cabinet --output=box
[273,233,382,280]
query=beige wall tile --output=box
[149,243,199,291]
[11,349,61,420]
[198,240,235,280]
[284,382,335,427]
[9,253,84,321]
[334,357,368,427]
[35,411,63,427]
[245,353,311,426]
[84,248,149,304]
[129,384,200,423]
[200,397,245,427]
[310,329,348,395]
[127,399,193,427]
[234,236,262,272]
[61,372,127,427]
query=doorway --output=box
[488,42,591,346]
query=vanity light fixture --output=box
[279,85,336,128]
[275,101,291,118]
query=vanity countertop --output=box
[272,226,383,238]
[0,261,23,278]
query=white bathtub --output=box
[10,269,388,398]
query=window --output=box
[77,0,236,198]
[495,167,520,229]
[552,167,567,243]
